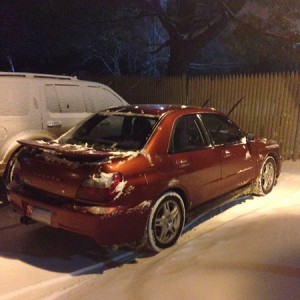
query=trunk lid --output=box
[17,140,111,200]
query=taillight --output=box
[76,172,125,203]
[110,173,124,193]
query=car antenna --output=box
[227,96,245,117]
[201,96,213,107]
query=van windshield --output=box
[59,113,158,151]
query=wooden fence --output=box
[84,73,300,160]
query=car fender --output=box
[0,130,57,176]
[249,137,281,179]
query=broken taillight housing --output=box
[76,171,124,203]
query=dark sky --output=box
[0,0,299,75]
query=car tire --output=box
[147,192,185,252]
[3,148,20,187]
[253,156,276,196]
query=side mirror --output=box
[246,133,255,141]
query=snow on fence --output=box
[85,73,300,160]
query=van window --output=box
[85,86,123,113]
[45,84,88,113]
[0,82,30,116]
[45,85,60,113]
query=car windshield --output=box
[59,113,159,151]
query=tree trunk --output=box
[151,0,249,76]
[167,39,192,75]
[165,13,231,75]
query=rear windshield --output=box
[59,113,158,151]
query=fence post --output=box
[293,104,300,161]
[183,74,190,105]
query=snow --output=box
[1,160,300,299]
[37,151,80,169]
[113,180,128,200]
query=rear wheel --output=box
[253,156,276,196]
[147,192,185,252]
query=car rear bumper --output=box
[7,182,150,247]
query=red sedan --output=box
[7,105,281,252]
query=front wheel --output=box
[147,192,185,252]
[253,156,276,196]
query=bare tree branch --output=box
[150,39,170,54]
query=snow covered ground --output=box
[1,160,300,300]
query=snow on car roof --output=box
[103,104,218,117]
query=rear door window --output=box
[45,84,88,113]
[170,114,210,153]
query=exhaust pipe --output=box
[20,216,36,225]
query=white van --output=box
[0,72,128,184]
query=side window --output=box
[171,114,209,153]
[201,113,244,145]
[0,82,30,116]
[45,85,60,112]
[85,86,123,113]
[45,84,87,113]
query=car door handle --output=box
[223,150,231,158]
[176,159,190,168]
[47,120,62,128]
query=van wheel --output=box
[3,148,20,187]
[147,192,185,252]
[253,156,276,196]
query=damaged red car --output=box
[7,105,281,252]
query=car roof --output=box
[105,104,219,117]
